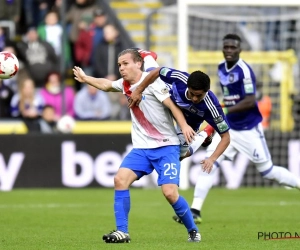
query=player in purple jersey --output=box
[134,49,220,160]
[174,33,300,225]
[128,66,230,176]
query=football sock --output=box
[191,198,205,212]
[172,196,198,232]
[262,165,300,188]
[191,208,201,217]
[114,190,130,233]
[188,131,207,155]
[191,163,218,211]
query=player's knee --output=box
[161,184,179,204]
[114,175,125,189]
[114,173,132,189]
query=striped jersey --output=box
[218,59,262,130]
[158,67,229,134]
[112,72,180,148]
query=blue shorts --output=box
[120,145,181,186]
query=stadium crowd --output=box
[0,0,131,133]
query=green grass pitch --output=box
[0,187,299,250]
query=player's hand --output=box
[128,90,143,108]
[73,66,87,83]
[181,125,196,144]
[200,158,214,173]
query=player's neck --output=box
[226,59,239,70]
[129,71,143,85]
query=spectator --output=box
[0,27,7,52]
[117,94,131,120]
[17,27,59,88]
[93,23,124,79]
[0,0,21,26]
[93,24,127,120]
[38,104,59,133]
[74,8,107,89]
[65,0,97,59]
[40,72,75,120]
[0,79,14,118]
[256,82,272,130]
[37,11,71,66]
[51,0,74,18]
[21,0,56,30]
[10,78,44,132]
[74,84,112,120]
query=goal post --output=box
[178,0,300,71]
[186,50,297,132]
[176,0,300,132]
[171,1,300,189]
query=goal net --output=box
[147,1,300,188]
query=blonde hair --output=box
[18,79,36,114]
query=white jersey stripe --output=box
[238,60,251,79]
[171,72,188,83]
[204,95,219,118]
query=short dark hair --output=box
[223,34,242,42]
[187,71,210,92]
[43,104,54,111]
[118,49,144,71]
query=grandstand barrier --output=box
[0,132,299,191]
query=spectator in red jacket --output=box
[74,8,107,83]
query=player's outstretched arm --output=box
[128,67,162,108]
[201,131,230,173]
[73,66,116,92]
[163,97,196,144]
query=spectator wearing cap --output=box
[74,7,107,89]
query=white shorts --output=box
[207,123,271,163]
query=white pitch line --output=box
[0,203,100,209]
[210,201,300,206]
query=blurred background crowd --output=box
[1,0,300,134]
[0,0,132,133]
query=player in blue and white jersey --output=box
[128,61,230,176]
[74,48,202,243]
[174,33,300,225]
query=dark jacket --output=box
[93,37,125,78]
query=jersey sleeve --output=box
[148,78,171,102]
[111,78,124,92]
[159,67,189,85]
[241,64,257,95]
[205,107,230,134]
[203,92,230,134]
